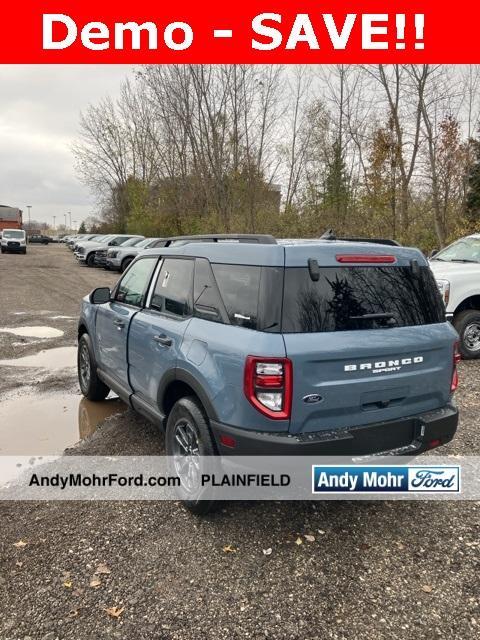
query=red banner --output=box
[0,1,477,63]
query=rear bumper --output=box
[210,402,459,456]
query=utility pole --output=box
[68,211,72,230]
[27,205,32,226]
[64,213,67,229]
[53,215,56,230]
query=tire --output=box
[121,257,133,273]
[453,309,480,359]
[1,248,4,254]
[86,252,96,267]
[22,248,26,254]
[77,333,110,400]
[166,396,221,515]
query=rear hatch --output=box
[281,245,457,434]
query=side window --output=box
[211,264,261,330]
[114,258,157,307]
[150,258,194,318]
[193,259,227,324]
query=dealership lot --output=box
[0,245,479,639]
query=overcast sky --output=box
[0,65,132,228]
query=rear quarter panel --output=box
[181,318,289,431]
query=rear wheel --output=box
[166,396,220,515]
[78,333,110,400]
[453,309,480,359]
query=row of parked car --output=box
[64,233,161,272]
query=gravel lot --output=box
[0,244,479,640]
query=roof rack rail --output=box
[320,229,400,247]
[162,233,277,246]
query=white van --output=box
[1,228,27,254]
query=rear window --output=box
[282,266,445,333]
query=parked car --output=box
[28,234,52,244]
[78,233,459,514]
[105,237,164,272]
[95,235,145,269]
[74,235,143,267]
[1,228,27,254]
[430,233,480,358]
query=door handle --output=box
[113,318,125,330]
[153,334,173,347]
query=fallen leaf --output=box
[15,561,23,567]
[105,606,125,619]
[318,529,326,535]
[305,535,315,542]
[13,540,27,548]
[89,578,102,589]
[95,563,111,575]
[421,585,433,593]
[295,537,303,545]
[67,609,79,619]
[222,544,237,553]
[263,548,273,556]
[63,581,73,589]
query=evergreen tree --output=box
[466,138,480,223]
[77,221,87,233]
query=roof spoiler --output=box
[320,229,401,247]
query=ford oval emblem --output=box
[303,394,323,404]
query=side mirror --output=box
[89,287,111,304]
[429,249,439,258]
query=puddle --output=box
[0,326,64,339]
[0,346,77,369]
[0,393,127,455]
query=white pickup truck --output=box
[430,233,480,359]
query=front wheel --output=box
[86,253,96,267]
[121,257,133,273]
[166,396,221,515]
[77,333,110,400]
[453,309,480,359]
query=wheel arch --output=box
[158,369,219,422]
[453,294,480,316]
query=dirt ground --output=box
[0,244,479,640]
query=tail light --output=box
[451,341,461,392]
[336,254,396,264]
[244,356,292,420]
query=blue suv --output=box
[78,234,459,511]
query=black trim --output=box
[96,368,132,407]
[130,394,165,426]
[210,403,458,456]
[157,368,219,422]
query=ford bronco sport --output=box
[77,234,460,511]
